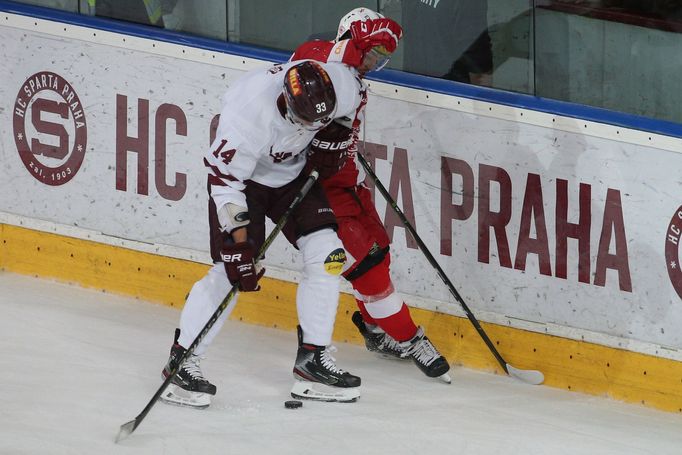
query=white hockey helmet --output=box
[335,7,384,42]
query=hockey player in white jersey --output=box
[161,60,366,407]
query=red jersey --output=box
[291,40,369,190]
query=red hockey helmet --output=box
[283,61,337,131]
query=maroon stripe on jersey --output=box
[207,175,228,186]
[353,89,368,129]
[204,157,238,183]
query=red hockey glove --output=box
[349,18,403,54]
[304,121,354,179]
[221,241,264,292]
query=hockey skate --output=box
[351,311,407,360]
[291,326,361,403]
[160,329,216,409]
[401,327,452,384]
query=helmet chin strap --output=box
[278,93,321,131]
[276,93,289,119]
[285,106,331,132]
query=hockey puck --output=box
[284,400,303,409]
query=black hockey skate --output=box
[401,327,452,383]
[160,328,216,409]
[291,325,361,402]
[351,311,407,360]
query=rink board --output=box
[1,10,682,412]
[2,222,682,414]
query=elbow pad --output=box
[216,202,250,233]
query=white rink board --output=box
[1,15,682,353]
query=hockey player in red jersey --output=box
[291,8,451,383]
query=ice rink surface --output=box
[2,272,681,455]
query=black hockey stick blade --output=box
[116,418,139,443]
[507,364,544,385]
[356,150,546,385]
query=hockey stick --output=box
[356,151,544,385]
[116,170,320,442]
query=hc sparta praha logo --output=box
[13,71,87,186]
[665,205,682,299]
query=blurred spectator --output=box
[544,0,682,27]
[401,0,492,86]
[87,0,181,29]
[549,0,682,19]
[602,0,682,19]
[18,0,77,12]
[160,0,183,30]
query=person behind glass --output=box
[601,0,682,19]
[401,0,493,86]
[290,8,451,383]
[159,59,368,407]
[87,0,180,29]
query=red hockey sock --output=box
[356,299,377,325]
[373,303,418,342]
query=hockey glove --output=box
[221,241,264,292]
[304,121,354,179]
[349,18,403,54]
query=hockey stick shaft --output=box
[357,151,542,383]
[117,170,320,442]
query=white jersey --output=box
[206,60,366,212]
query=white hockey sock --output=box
[178,263,237,356]
[296,229,344,346]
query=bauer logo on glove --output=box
[221,241,265,292]
[304,121,354,179]
[310,137,354,151]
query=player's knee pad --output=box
[344,242,389,279]
[296,229,344,346]
[297,228,346,282]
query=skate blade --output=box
[375,351,409,361]
[438,372,452,384]
[290,380,360,403]
[160,383,211,409]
